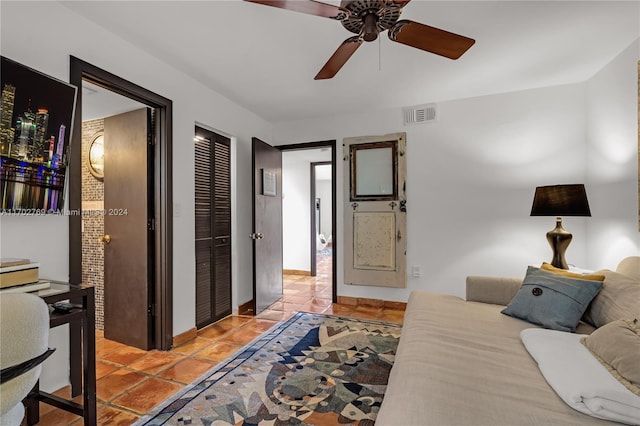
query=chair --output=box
[0,293,54,425]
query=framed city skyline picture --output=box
[0,56,77,212]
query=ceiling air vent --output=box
[403,103,437,125]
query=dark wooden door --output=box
[195,127,232,329]
[103,108,153,350]
[252,138,283,314]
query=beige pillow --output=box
[581,319,640,396]
[583,269,640,328]
[540,262,606,281]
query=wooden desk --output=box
[23,281,96,425]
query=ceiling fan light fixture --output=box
[362,12,379,42]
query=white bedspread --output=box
[521,328,640,425]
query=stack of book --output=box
[0,258,50,292]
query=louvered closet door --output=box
[213,137,231,319]
[194,127,232,329]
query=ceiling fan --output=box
[244,0,475,80]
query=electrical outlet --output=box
[412,266,421,277]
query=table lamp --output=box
[530,184,591,269]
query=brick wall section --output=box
[81,118,105,330]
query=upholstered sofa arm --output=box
[466,276,522,306]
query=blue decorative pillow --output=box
[501,266,603,332]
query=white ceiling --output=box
[61,0,640,123]
[82,81,146,120]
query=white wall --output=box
[274,82,591,301]
[282,153,311,271]
[276,40,640,301]
[586,39,640,268]
[0,1,271,391]
[316,179,332,240]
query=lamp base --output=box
[546,217,572,269]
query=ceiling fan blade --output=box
[315,37,363,80]
[386,0,412,7]
[244,0,350,20]
[388,19,475,59]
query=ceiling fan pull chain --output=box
[379,36,382,72]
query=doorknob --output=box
[249,233,264,240]
[99,234,111,244]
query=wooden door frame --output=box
[69,56,173,350]
[278,141,337,303]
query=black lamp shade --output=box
[530,184,591,217]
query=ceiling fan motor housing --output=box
[341,0,402,41]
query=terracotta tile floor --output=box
[35,250,405,425]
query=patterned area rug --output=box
[136,312,402,425]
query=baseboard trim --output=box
[238,299,254,316]
[337,296,407,310]
[283,269,311,276]
[172,327,197,348]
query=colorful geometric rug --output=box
[135,312,402,425]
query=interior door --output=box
[252,137,283,314]
[343,133,407,288]
[195,126,232,329]
[103,107,153,350]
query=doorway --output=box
[279,141,337,304]
[80,96,153,349]
[311,161,332,278]
[69,57,173,350]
